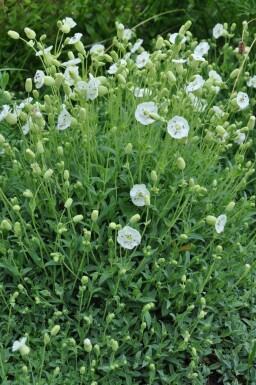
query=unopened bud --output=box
[25,78,32,93]
[83,338,92,352]
[8,30,20,39]
[51,325,60,336]
[91,210,99,222]
[226,201,235,211]
[247,116,255,130]
[24,27,36,40]
[144,195,150,206]
[43,168,53,180]
[125,143,133,155]
[206,215,216,225]
[130,214,140,224]
[177,157,186,170]
[73,215,83,223]
[64,198,73,209]
[44,76,55,86]
[230,69,239,79]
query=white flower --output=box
[215,214,227,233]
[68,33,82,44]
[130,184,150,207]
[77,74,101,101]
[167,116,190,139]
[122,28,132,40]
[135,102,158,125]
[130,39,143,53]
[136,51,150,68]
[124,52,131,60]
[21,117,33,135]
[57,108,71,130]
[63,66,79,86]
[34,70,45,89]
[188,93,207,112]
[12,337,27,352]
[108,63,118,74]
[186,75,205,93]
[194,41,210,56]
[134,87,152,98]
[213,23,224,39]
[234,130,246,144]
[212,105,225,117]
[172,58,187,64]
[209,70,222,83]
[117,226,141,250]
[0,105,11,121]
[247,75,256,88]
[12,337,30,356]
[169,33,186,44]
[236,92,249,110]
[36,45,53,56]
[62,17,76,29]
[108,59,127,75]
[190,53,205,62]
[90,44,105,55]
[221,132,229,142]
[62,58,81,67]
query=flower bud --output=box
[25,78,32,93]
[177,157,186,170]
[206,215,216,225]
[144,195,150,206]
[247,116,255,130]
[130,214,140,224]
[109,222,117,230]
[72,214,83,223]
[5,113,17,125]
[91,210,99,222]
[156,36,164,50]
[98,85,108,96]
[125,143,133,155]
[13,205,21,212]
[14,222,21,237]
[117,74,126,84]
[19,344,30,356]
[8,30,20,39]
[179,233,188,241]
[0,134,6,144]
[23,189,33,198]
[111,339,119,352]
[25,149,36,159]
[36,141,44,154]
[64,198,73,209]
[230,69,239,79]
[0,219,12,231]
[83,338,92,352]
[44,333,50,344]
[166,70,176,84]
[80,366,86,374]
[79,108,86,122]
[51,325,60,336]
[179,20,192,34]
[44,76,55,86]
[43,168,53,180]
[81,276,88,285]
[106,313,115,323]
[24,27,36,40]
[225,201,235,211]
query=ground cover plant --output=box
[0,16,256,385]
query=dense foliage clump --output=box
[0,16,256,385]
